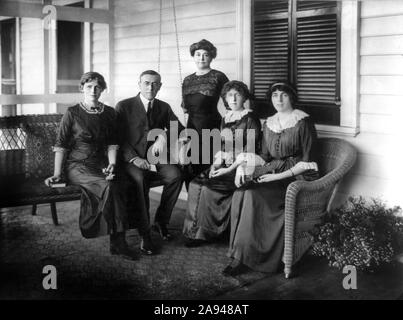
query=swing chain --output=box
[172,0,182,86]
[157,0,162,73]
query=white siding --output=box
[333,0,403,207]
[19,17,45,114]
[92,0,109,79]
[112,0,238,122]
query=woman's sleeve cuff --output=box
[52,146,66,153]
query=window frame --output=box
[237,0,360,137]
[0,0,115,115]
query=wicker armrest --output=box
[285,137,357,222]
[285,178,335,222]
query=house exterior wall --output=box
[109,0,403,207]
[112,0,238,122]
[20,17,45,114]
[92,0,109,83]
[333,0,403,207]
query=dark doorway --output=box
[1,18,17,116]
[56,1,84,112]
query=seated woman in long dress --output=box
[183,80,261,247]
[45,72,137,261]
[224,82,319,276]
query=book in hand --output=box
[50,180,67,188]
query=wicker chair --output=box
[0,113,164,226]
[282,137,357,278]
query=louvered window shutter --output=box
[252,0,341,125]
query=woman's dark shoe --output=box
[140,234,156,255]
[153,222,172,241]
[222,261,249,277]
[184,238,205,248]
[110,233,138,261]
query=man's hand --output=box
[151,135,166,157]
[132,158,151,170]
[177,137,190,165]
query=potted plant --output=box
[311,196,403,272]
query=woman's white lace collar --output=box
[224,109,250,123]
[266,109,309,133]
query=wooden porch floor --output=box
[1,197,402,300]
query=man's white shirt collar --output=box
[139,93,154,112]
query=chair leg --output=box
[284,265,292,279]
[50,202,59,226]
[32,204,37,216]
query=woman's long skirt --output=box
[183,172,236,241]
[67,162,127,239]
[228,181,287,273]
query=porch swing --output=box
[125,0,187,211]
[155,0,191,163]
[156,0,183,90]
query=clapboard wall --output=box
[112,0,238,123]
[92,0,109,85]
[20,17,45,114]
[331,0,403,207]
[109,0,403,207]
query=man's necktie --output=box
[147,101,152,126]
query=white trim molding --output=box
[0,93,113,105]
[236,0,252,86]
[0,1,112,24]
[339,0,360,136]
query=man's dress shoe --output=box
[153,223,172,241]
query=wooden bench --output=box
[0,114,82,225]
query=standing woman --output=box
[181,39,229,182]
[224,82,319,276]
[45,72,137,260]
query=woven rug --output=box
[0,199,268,300]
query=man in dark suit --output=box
[116,70,184,255]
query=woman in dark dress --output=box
[45,72,136,260]
[183,81,261,247]
[224,82,319,276]
[181,39,229,182]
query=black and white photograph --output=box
[0,0,402,306]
